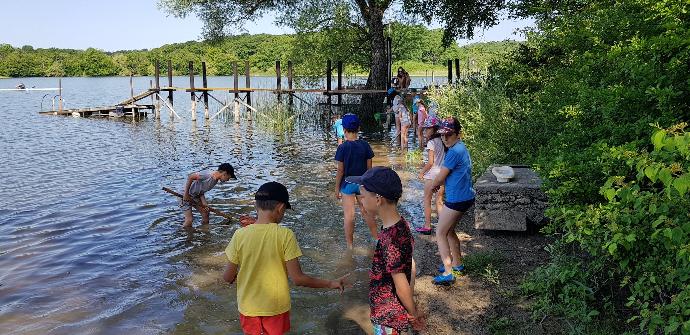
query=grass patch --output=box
[463,250,505,276]
[488,316,515,335]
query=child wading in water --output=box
[181,163,236,228]
[430,117,475,285]
[347,167,425,334]
[334,113,378,248]
[332,112,345,145]
[223,181,347,335]
[416,115,445,235]
[393,94,411,150]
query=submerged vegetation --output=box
[0,26,517,78]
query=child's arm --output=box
[335,161,344,199]
[418,148,434,180]
[430,167,450,192]
[286,258,346,292]
[223,262,238,284]
[183,172,200,201]
[392,272,424,330]
[366,158,372,170]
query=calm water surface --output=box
[0,76,429,335]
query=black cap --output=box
[255,181,292,209]
[345,167,403,201]
[218,163,237,179]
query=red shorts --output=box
[240,311,290,335]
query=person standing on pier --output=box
[334,113,378,248]
[180,163,236,228]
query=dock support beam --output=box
[189,61,196,121]
[447,60,453,84]
[233,61,239,100]
[455,58,461,82]
[337,61,343,106]
[276,60,282,102]
[245,61,251,107]
[288,60,293,105]
[326,60,332,105]
[202,61,209,119]
[167,60,174,114]
[155,60,161,119]
[386,37,392,89]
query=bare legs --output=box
[436,205,464,275]
[422,182,445,230]
[182,194,209,228]
[342,194,378,248]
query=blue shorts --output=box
[340,181,361,195]
[444,198,475,212]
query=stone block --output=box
[474,165,547,231]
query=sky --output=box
[0,0,534,52]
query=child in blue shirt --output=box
[334,114,378,248]
[430,117,475,285]
[332,113,345,145]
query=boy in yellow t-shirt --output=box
[223,181,347,335]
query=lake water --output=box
[0,76,431,335]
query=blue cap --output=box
[387,87,396,95]
[345,166,403,201]
[342,113,360,130]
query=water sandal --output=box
[432,273,455,285]
[438,264,465,274]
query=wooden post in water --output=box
[287,61,293,105]
[130,74,135,120]
[167,60,173,112]
[337,61,343,106]
[386,37,392,89]
[326,60,332,105]
[202,61,209,119]
[233,61,239,100]
[455,58,460,82]
[245,61,251,107]
[58,78,62,111]
[155,60,161,119]
[447,60,453,84]
[189,61,196,121]
[276,60,282,102]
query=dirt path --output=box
[329,208,555,335]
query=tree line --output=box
[0,25,517,78]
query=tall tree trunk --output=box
[356,2,388,129]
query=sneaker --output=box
[438,264,465,275]
[432,273,455,285]
[414,226,433,235]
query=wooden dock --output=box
[40,104,154,118]
[40,56,468,121]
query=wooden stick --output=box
[162,187,233,219]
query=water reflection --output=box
[0,76,428,335]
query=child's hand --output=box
[418,172,425,180]
[331,274,350,293]
[335,191,342,200]
[183,193,191,203]
[408,313,426,331]
[239,215,256,227]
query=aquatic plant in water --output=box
[255,103,296,134]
